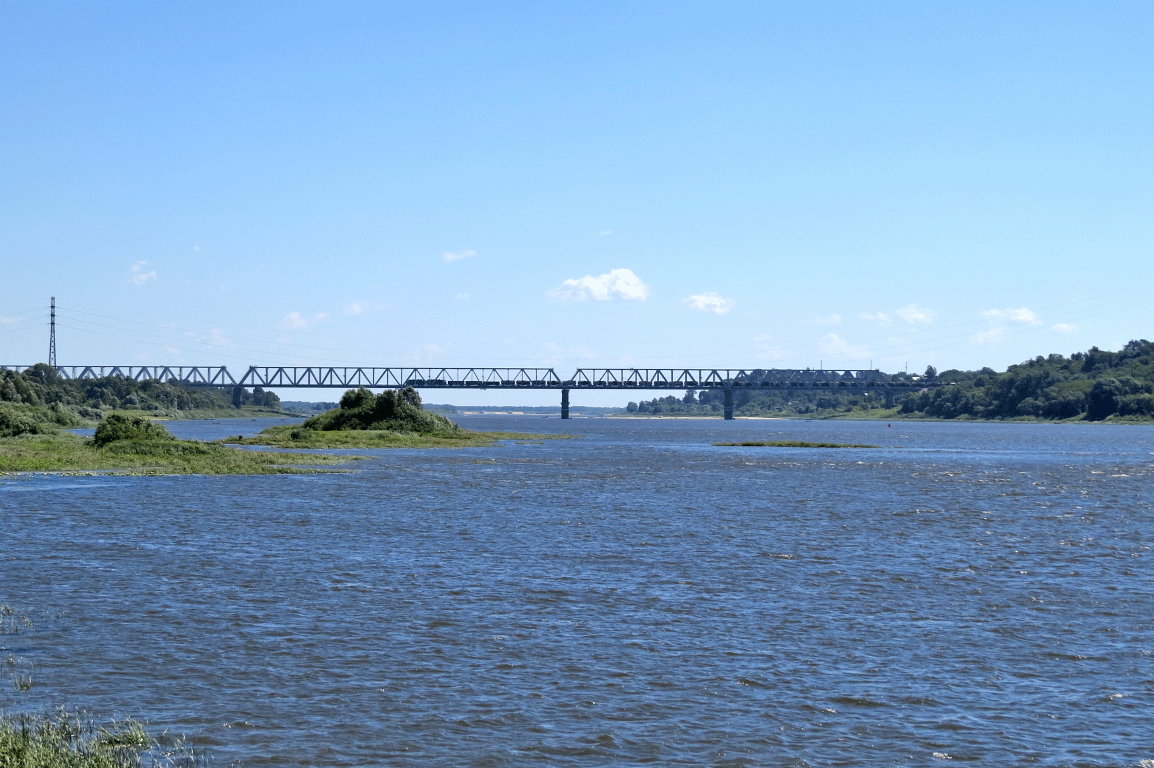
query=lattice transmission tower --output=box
[49,296,56,367]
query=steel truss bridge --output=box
[3,365,927,419]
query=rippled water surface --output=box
[3,417,1153,766]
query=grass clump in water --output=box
[0,709,206,767]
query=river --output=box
[2,416,1153,767]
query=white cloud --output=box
[753,334,790,362]
[130,260,157,286]
[814,313,843,326]
[972,306,1043,345]
[550,268,650,302]
[861,304,935,326]
[972,327,1008,345]
[982,307,1041,325]
[819,333,871,360]
[896,303,935,324]
[343,301,388,316]
[684,292,734,315]
[442,249,477,263]
[1051,322,1077,334]
[454,292,471,301]
[279,311,330,329]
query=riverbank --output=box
[0,432,353,475]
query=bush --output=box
[0,404,47,437]
[92,414,174,447]
[303,387,460,435]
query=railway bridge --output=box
[3,364,929,419]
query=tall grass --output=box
[0,709,207,767]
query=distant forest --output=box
[627,340,1154,422]
[0,363,281,436]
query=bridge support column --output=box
[723,386,735,420]
[884,388,896,408]
[561,388,570,420]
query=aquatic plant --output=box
[0,709,208,767]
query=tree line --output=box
[0,363,281,437]
[626,340,1154,421]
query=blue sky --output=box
[2,1,1151,405]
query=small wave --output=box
[828,694,888,708]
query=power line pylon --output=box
[49,296,57,367]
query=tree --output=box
[92,414,174,446]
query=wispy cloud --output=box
[753,334,791,362]
[442,249,477,263]
[982,307,1042,325]
[343,301,388,316]
[684,292,734,315]
[1051,322,1077,333]
[814,313,843,326]
[972,327,1008,345]
[279,311,331,329]
[819,333,871,360]
[130,260,157,286]
[862,303,935,326]
[972,306,1043,345]
[896,303,935,324]
[550,268,650,302]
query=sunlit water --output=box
[3,416,1153,767]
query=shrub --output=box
[303,388,460,435]
[0,402,54,437]
[92,414,174,447]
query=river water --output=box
[2,416,1153,767]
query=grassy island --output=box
[232,387,565,449]
[0,414,350,475]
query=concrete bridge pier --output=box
[723,386,735,420]
[561,388,570,419]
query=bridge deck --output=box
[0,365,925,390]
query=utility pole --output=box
[49,296,57,367]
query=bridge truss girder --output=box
[2,364,929,420]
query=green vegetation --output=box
[627,340,1154,422]
[899,340,1154,421]
[236,387,567,449]
[2,606,208,767]
[91,414,174,447]
[0,430,351,476]
[306,387,460,434]
[625,383,897,418]
[1,363,284,421]
[714,440,879,448]
[0,709,208,768]
[0,401,84,437]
